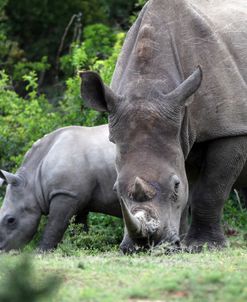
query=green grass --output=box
[1,239,247,302]
[0,198,246,302]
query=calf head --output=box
[80,67,202,252]
[0,170,41,251]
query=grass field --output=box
[0,237,247,302]
[0,199,246,302]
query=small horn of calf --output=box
[132,177,156,202]
[120,198,143,238]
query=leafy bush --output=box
[5,0,107,64]
[13,56,50,83]
[83,24,116,60]
[223,195,247,232]
[60,23,117,77]
[59,28,125,125]
[93,32,125,84]
[0,24,125,171]
[57,214,123,255]
[0,71,61,170]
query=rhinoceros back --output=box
[20,125,116,214]
[111,0,247,142]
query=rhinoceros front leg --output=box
[38,194,78,251]
[179,202,189,240]
[120,228,139,254]
[185,136,247,249]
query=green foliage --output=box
[137,0,147,6]
[0,0,23,72]
[60,43,88,76]
[0,19,123,174]
[13,56,50,82]
[93,32,125,84]
[60,23,117,77]
[101,0,137,28]
[58,214,123,255]
[83,24,116,61]
[0,71,61,170]
[129,0,147,24]
[223,197,247,232]
[0,0,7,10]
[0,256,60,302]
[59,27,124,125]
[5,0,107,63]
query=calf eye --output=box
[7,216,16,225]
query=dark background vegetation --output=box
[0,0,146,172]
[0,0,246,252]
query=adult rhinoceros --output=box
[81,0,247,253]
[0,125,120,251]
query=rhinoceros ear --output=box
[79,71,118,112]
[166,66,203,106]
[0,170,22,186]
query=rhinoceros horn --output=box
[0,170,22,186]
[166,66,203,106]
[120,198,144,238]
[132,177,156,202]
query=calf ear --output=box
[0,170,22,186]
[80,71,118,112]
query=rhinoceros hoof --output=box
[184,236,227,252]
[120,236,149,255]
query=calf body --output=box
[0,125,120,251]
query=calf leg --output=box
[185,136,247,248]
[38,194,79,251]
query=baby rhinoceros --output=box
[0,125,120,252]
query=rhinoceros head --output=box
[0,170,41,251]
[80,67,202,252]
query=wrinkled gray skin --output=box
[80,0,247,253]
[0,125,120,251]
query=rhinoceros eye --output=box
[7,217,15,224]
[171,175,180,194]
[174,181,180,193]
